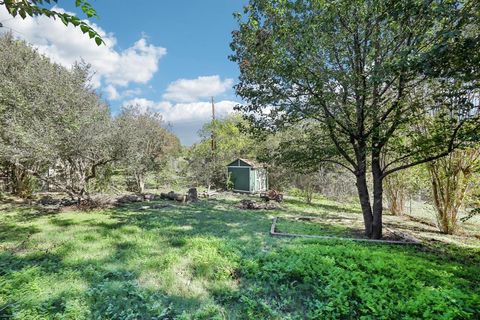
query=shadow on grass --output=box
[0,199,276,318]
[274,217,366,239]
[284,198,361,215]
[49,217,77,227]
[0,202,61,223]
[104,200,275,247]
[1,198,479,318]
[0,239,202,318]
[0,223,39,243]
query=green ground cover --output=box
[0,197,479,319]
[274,216,363,239]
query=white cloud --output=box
[103,86,142,101]
[122,88,143,98]
[0,6,166,89]
[105,38,166,86]
[163,75,234,103]
[122,98,241,145]
[122,98,239,123]
[104,85,120,100]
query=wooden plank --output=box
[270,217,278,234]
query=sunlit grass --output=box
[0,197,479,319]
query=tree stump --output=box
[187,188,198,202]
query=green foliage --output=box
[1,0,104,45]
[239,243,480,319]
[226,172,234,191]
[115,106,181,193]
[0,198,478,318]
[428,148,480,233]
[188,113,257,189]
[383,168,426,215]
[275,216,353,238]
[87,280,173,319]
[88,164,116,193]
[288,185,322,204]
[0,35,181,197]
[186,237,240,281]
[0,34,116,199]
[231,0,480,238]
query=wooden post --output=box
[211,97,216,152]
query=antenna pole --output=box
[211,97,216,152]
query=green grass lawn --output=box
[274,216,362,238]
[0,197,479,319]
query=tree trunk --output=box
[371,152,383,239]
[355,168,373,238]
[9,164,33,198]
[135,172,145,194]
[384,173,406,215]
[427,149,479,234]
[207,183,211,197]
[371,173,383,239]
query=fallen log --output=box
[160,191,186,202]
[201,191,219,198]
[260,190,284,202]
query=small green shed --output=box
[227,158,268,193]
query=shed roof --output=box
[227,158,264,168]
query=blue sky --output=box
[0,1,248,145]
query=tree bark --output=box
[371,156,383,239]
[384,175,406,215]
[8,164,33,198]
[134,172,145,194]
[355,168,373,238]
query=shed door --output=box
[228,167,250,191]
[256,169,266,191]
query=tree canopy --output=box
[188,113,257,191]
[116,106,181,193]
[0,34,178,199]
[231,0,480,238]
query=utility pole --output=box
[211,96,216,153]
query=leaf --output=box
[71,18,80,27]
[80,25,89,34]
[59,14,68,26]
[95,36,103,46]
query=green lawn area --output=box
[274,216,364,239]
[0,197,479,319]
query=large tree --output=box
[0,34,116,200]
[115,106,180,194]
[231,0,480,238]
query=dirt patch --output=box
[272,216,421,244]
[384,216,480,248]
